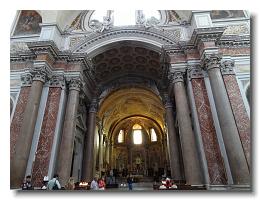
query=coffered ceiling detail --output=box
[92,44,163,84]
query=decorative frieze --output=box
[221,60,235,75]
[189,27,225,47]
[223,24,249,35]
[202,53,222,71]
[187,65,204,80]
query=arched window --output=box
[118,129,124,143]
[150,128,157,142]
[133,124,142,144]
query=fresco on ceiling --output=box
[13,10,42,36]
[211,10,245,20]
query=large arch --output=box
[96,86,168,178]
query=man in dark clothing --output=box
[21,175,34,190]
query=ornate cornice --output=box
[216,35,250,48]
[162,44,184,55]
[221,60,235,75]
[10,52,36,62]
[189,27,226,47]
[26,41,59,60]
[67,77,83,91]
[187,65,204,80]
[202,53,222,71]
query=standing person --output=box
[41,176,49,190]
[21,175,34,190]
[65,177,75,190]
[98,177,106,190]
[47,174,61,190]
[127,174,133,191]
[90,177,99,190]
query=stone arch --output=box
[72,28,179,55]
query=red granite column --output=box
[203,54,249,184]
[188,66,228,185]
[170,70,203,184]
[10,75,32,161]
[31,75,64,187]
[221,60,250,168]
[10,67,49,188]
[57,78,82,186]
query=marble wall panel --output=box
[31,88,61,186]
[191,79,227,185]
[223,75,250,167]
[10,87,31,160]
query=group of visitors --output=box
[21,174,72,190]
[21,173,133,191]
[90,177,106,190]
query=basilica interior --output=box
[10,10,250,190]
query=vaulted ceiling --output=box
[92,43,163,84]
[97,87,165,138]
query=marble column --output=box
[164,96,182,180]
[82,99,97,182]
[98,130,104,173]
[203,54,250,184]
[10,67,49,188]
[170,70,203,185]
[105,140,110,165]
[57,78,82,186]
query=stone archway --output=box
[96,87,169,181]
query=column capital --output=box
[202,53,222,71]
[187,65,204,80]
[49,74,66,88]
[30,65,52,83]
[20,73,33,86]
[221,60,235,75]
[67,77,83,91]
[168,70,186,84]
[89,98,98,113]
